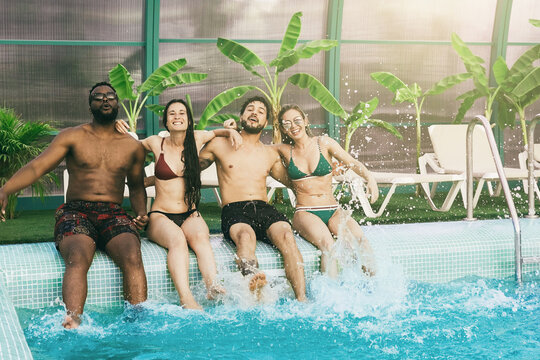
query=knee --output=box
[168,237,189,253]
[318,238,335,253]
[120,248,144,269]
[235,232,257,251]
[63,252,92,271]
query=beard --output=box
[240,119,265,134]
[91,106,118,124]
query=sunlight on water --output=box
[16,218,540,359]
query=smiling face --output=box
[240,101,268,134]
[164,101,189,132]
[280,108,307,139]
[90,85,119,124]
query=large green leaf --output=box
[216,38,265,78]
[146,104,165,117]
[207,114,240,126]
[513,67,540,98]
[454,89,482,123]
[530,19,540,27]
[496,100,515,129]
[451,33,489,92]
[521,89,540,108]
[139,58,187,93]
[370,72,407,94]
[367,119,403,140]
[492,57,509,87]
[351,97,378,119]
[271,40,338,73]
[197,85,256,130]
[108,64,137,101]
[277,12,302,58]
[288,73,347,118]
[395,86,416,103]
[505,45,540,87]
[148,73,208,96]
[425,73,472,95]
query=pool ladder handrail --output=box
[465,116,525,283]
[525,114,540,218]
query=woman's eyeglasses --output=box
[281,117,304,130]
[92,92,117,102]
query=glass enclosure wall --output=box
[1,0,539,200]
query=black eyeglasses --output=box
[92,92,117,102]
[281,116,304,130]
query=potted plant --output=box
[0,107,59,219]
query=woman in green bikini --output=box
[275,104,379,277]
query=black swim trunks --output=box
[221,200,290,242]
[54,201,139,250]
[147,209,199,228]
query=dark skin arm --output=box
[126,142,148,229]
[199,140,217,171]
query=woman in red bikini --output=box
[118,99,241,310]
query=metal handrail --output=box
[465,116,522,283]
[526,114,540,218]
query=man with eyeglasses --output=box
[199,96,306,302]
[0,82,148,328]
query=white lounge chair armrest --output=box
[419,153,445,174]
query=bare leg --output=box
[147,213,201,310]
[292,211,338,277]
[229,223,267,296]
[58,235,96,329]
[105,233,148,306]
[328,209,376,275]
[182,214,225,300]
[267,222,306,301]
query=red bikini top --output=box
[155,138,182,180]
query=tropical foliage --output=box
[370,70,471,171]
[198,12,347,143]
[0,107,58,219]
[109,59,208,132]
[342,97,402,153]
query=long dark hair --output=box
[277,104,313,145]
[162,99,201,210]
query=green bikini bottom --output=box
[295,205,339,225]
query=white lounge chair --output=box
[334,170,465,218]
[419,124,540,208]
[518,144,540,194]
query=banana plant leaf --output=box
[217,38,265,78]
[530,19,540,27]
[149,73,208,96]
[451,33,489,92]
[504,45,540,87]
[208,114,240,126]
[277,11,302,58]
[425,73,472,95]
[454,89,482,123]
[492,57,510,88]
[288,73,347,118]
[109,64,137,101]
[146,104,165,117]
[351,97,378,120]
[197,85,257,130]
[395,85,418,103]
[513,67,540,98]
[367,119,403,139]
[271,40,338,73]
[138,58,187,93]
[370,72,408,96]
[496,100,516,129]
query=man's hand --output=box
[0,189,7,222]
[133,214,149,230]
[366,177,379,204]
[115,119,130,134]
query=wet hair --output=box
[277,104,313,144]
[88,81,117,105]
[239,96,272,123]
[162,98,201,210]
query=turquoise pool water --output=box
[17,266,540,359]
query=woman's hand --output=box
[365,175,379,204]
[115,119,130,134]
[227,129,243,150]
[223,119,238,130]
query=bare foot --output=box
[207,283,226,300]
[181,298,203,311]
[62,314,81,329]
[248,273,267,301]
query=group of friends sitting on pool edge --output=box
[0,82,379,329]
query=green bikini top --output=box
[287,137,333,180]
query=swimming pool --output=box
[1,219,539,359]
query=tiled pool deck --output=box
[0,219,539,359]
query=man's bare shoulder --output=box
[270,143,290,156]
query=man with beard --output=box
[199,96,306,301]
[0,82,148,328]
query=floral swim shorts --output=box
[54,200,139,250]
